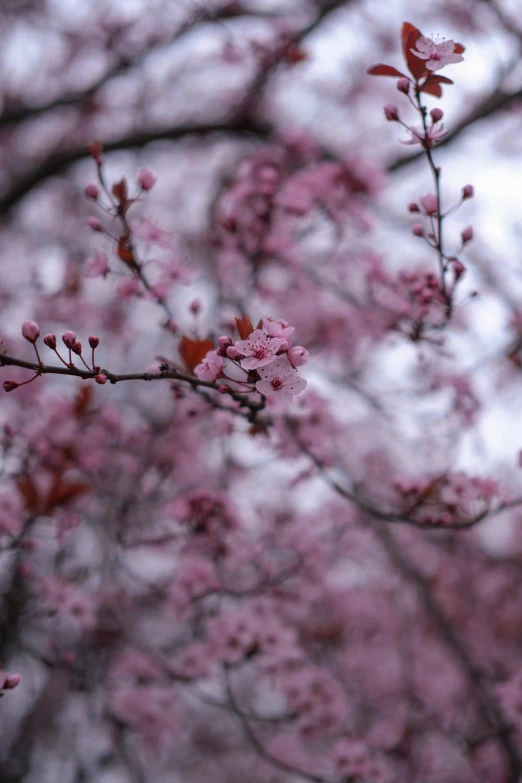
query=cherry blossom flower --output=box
[235,329,282,370]
[401,122,446,147]
[194,350,223,382]
[84,249,110,278]
[411,36,464,72]
[255,356,307,401]
[263,316,295,339]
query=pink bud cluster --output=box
[194,316,308,404]
[2,324,102,392]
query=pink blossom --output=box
[461,225,473,243]
[420,193,438,215]
[137,168,157,191]
[87,217,102,232]
[401,123,446,147]
[384,104,399,121]
[84,183,99,199]
[22,320,40,343]
[194,350,223,382]
[62,331,76,348]
[235,329,282,370]
[43,333,57,349]
[411,36,464,72]
[262,316,295,339]
[288,346,309,367]
[255,356,307,401]
[116,277,141,300]
[84,250,109,278]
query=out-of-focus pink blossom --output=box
[137,168,157,191]
[84,250,109,278]
[194,350,223,382]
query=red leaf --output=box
[401,22,427,81]
[87,140,103,160]
[17,476,40,515]
[179,336,214,372]
[74,387,93,417]
[117,236,135,265]
[284,44,308,64]
[112,178,128,204]
[454,43,465,54]
[420,81,442,98]
[367,64,407,78]
[44,482,90,513]
[235,315,254,340]
[419,74,454,98]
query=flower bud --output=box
[95,373,107,385]
[396,77,410,94]
[453,259,466,280]
[17,562,33,578]
[2,380,18,392]
[288,346,309,367]
[462,184,474,200]
[4,674,21,689]
[430,108,444,123]
[411,224,424,237]
[137,168,157,191]
[87,217,102,232]
[226,346,240,360]
[88,336,99,349]
[461,225,473,244]
[408,202,420,213]
[219,385,231,394]
[43,333,57,350]
[62,331,77,348]
[71,340,82,355]
[21,320,40,343]
[420,193,438,215]
[84,183,99,200]
[218,335,232,349]
[384,104,399,121]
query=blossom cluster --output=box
[394,472,500,527]
[194,316,308,404]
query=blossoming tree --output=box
[2,3,522,783]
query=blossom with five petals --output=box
[235,329,282,370]
[255,356,307,401]
[410,36,464,72]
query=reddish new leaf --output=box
[179,336,214,372]
[87,139,103,160]
[367,64,407,78]
[74,386,93,417]
[17,476,40,515]
[401,22,427,82]
[117,236,135,265]
[420,81,443,98]
[112,178,128,204]
[235,315,254,340]
[419,74,454,98]
[284,44,308,64]
[45,482,90,513]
